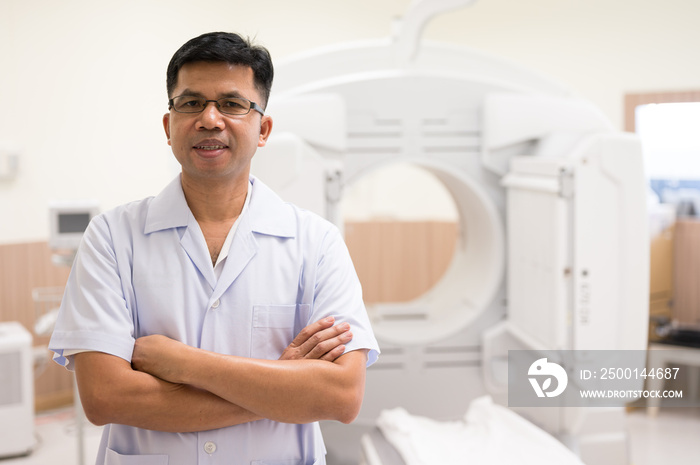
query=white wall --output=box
[341,163,459,222]
[1,0,699,244]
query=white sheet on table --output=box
[376,396,585,465]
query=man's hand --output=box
[279,316,352,362]
[130,318,365,424]
[132,334,192,384]
[132,317,353,382]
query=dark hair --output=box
[166,32,274,107]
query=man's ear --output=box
[258,115,273,148]
[163,113,171,145]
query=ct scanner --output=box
[251,1,649,464]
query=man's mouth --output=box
[194,144,227,150]
[193,138,229,151]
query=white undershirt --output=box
[62,180,252,358]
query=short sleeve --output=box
[48,215,136,370]
[311,226,380,366]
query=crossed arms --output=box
[74,317,367,432]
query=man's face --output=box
[163,61,272,184]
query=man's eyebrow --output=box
[175,89,247,99]
[219,91,247,99]
[175,89,205,98]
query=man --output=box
[49,32,379,465]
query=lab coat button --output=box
[211,299,220,309]
[204,441,217,454]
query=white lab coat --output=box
[49,174,380,465]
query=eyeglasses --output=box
[168,95,265,116]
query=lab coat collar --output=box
[144,175,189,233]
[144,174,296,238]
[248,176,296,238]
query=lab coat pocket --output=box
[105,448,169,465]
[251,304,309,359]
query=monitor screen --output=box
[58,213,92,234]
[48,200,99,252]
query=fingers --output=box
[318,343,347,362]
[303,326,352,361]
[279,316,355,362]
[287,316,336,350]
[295,321,351,357]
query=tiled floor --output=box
[1,407,698,464]
[0,408,102,465]
[626,407,700,465]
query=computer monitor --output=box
[48,200,100,251]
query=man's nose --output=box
[196,102,225,130]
